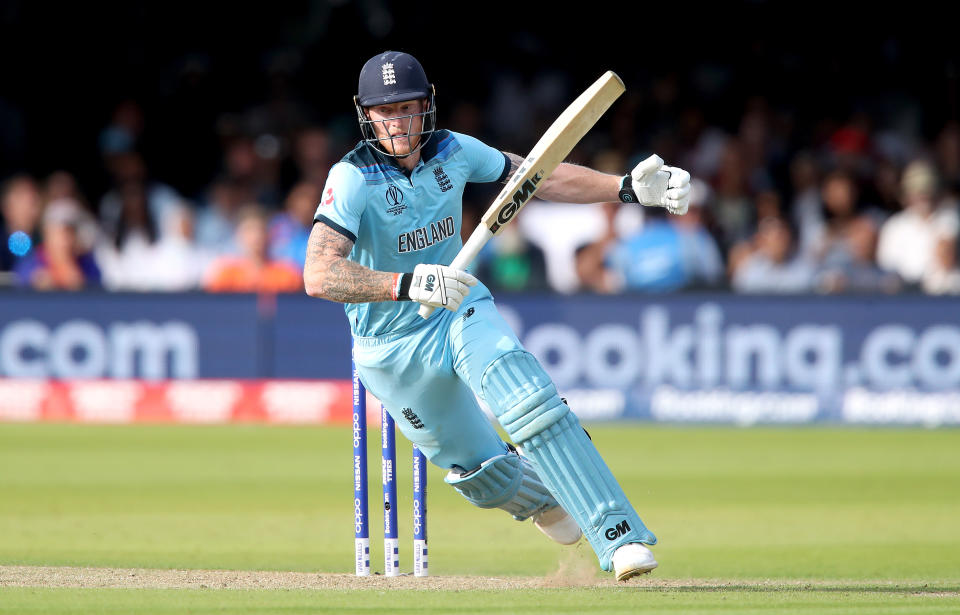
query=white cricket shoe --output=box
[532,505,582,545]
[612,543,658,581]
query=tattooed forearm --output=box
[303,222,395,303]
[321,257,395,303]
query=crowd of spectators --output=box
[2,76,960,296]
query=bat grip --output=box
[417,226,493,319]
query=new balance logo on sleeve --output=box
[402,408,424,429]
[397,216,456,253]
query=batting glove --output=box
[619,154,691,215]
[393,263,478,312]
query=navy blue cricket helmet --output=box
[354,51,437,158]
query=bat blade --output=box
[419,71,625,318]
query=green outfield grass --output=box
[1,423,958,614]
[1,586,957,615]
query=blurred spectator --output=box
[98,102,180,238]
[269,182,320,270]
[96,181,160,290]
[677,107,729,180]
[574,202,624,294]
[99,150,182,237]
[804,170,860,264]
[732,216,815,293]
[293,127,334,189]
[196,178,244,255]
[475,224,549,292]
[151,204,213,291]
[922,225,960,295]
[1,175,42,274]
[877,160,960,285]
[870,157,904,217]
[43,171,88,209]
[712,140,754,248]
[602,179,724,292]
[15,200,100,290]
[737,96,780,191]
[671,179,724,288]
[217,135,282,208]
[789,152,823,256]
[98,192,211,292]
[826,115,873,178]
[204,205,302,293]
[815,216,901,294]
[99,100,144,157]
[41,171,99,253]
[605,208,690,292]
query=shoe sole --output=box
[615,563,657,582]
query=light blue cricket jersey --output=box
[315,130,510,337]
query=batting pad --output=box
[444,450,558,521]
[481,350,657,571]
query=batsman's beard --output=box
[383,132,420,157]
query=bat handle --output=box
[417,226,493,320]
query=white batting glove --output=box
[620,154,691,215]
[392,263,478,312]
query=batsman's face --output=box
[366,99,426,157]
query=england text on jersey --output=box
[397,216,456,254]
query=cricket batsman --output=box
[304,51,691,580]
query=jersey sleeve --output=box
[314,162,366,242]
[452,131,511,184]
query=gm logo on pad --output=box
[605,520,631,541]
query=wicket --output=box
[353,355,428,577]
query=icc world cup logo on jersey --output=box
[385,185,407,216]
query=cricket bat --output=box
[419,71,626,318]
